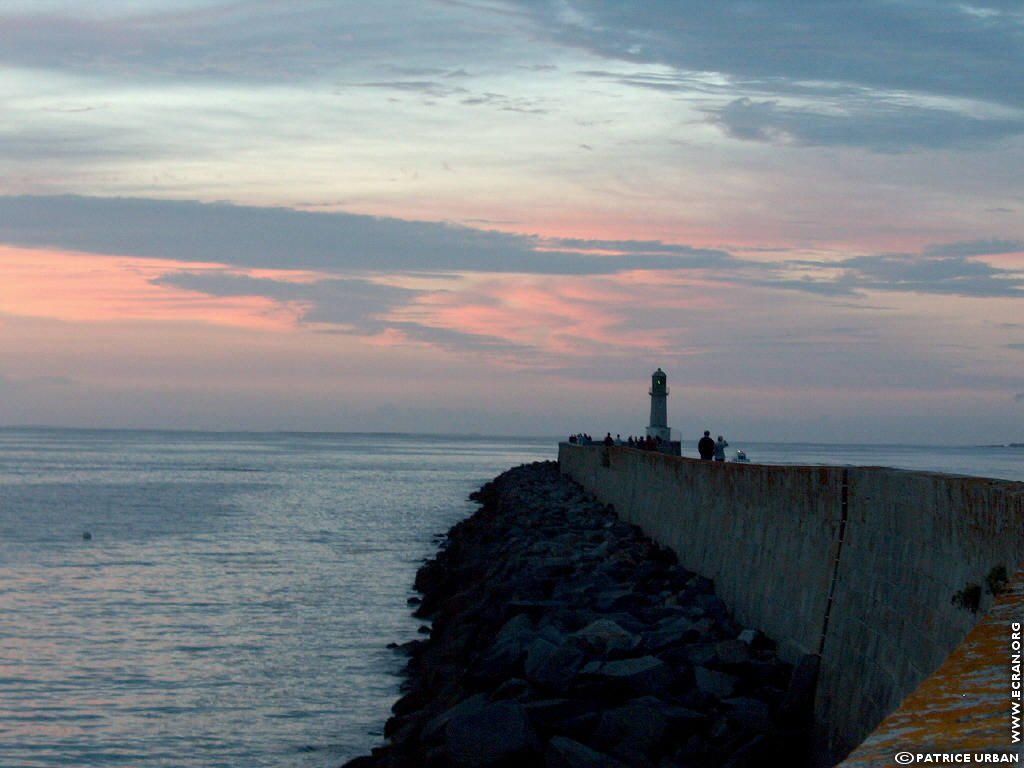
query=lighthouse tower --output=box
[646,368,671,443]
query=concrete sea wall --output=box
[559,444,1024,765]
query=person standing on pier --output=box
[714,435,728,461]
[698,431,715,460]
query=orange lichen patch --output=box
[841,565,1024,765]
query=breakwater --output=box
[345,461,814,767]
[559,443,1024,765]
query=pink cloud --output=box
[387,271,719,361]
[0,246,314,330]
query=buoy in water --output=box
[82,531,92,540]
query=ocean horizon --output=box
[5,423,1022,449]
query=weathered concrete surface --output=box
[841,565,1024,765]
[559,444,1024,765]
[830,471,1024,765]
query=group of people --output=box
[621,434,667,450]
[569,430,730,461]
[697,430,729,461]
[567,433,666,451]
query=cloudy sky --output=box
[1,0,1022,442]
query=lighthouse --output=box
[646,368,671,443]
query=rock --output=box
[779,653,819,726]
[723,696,775,733]
[538,556,578,577]
[681,642,717,667]
[642,615,698,651]
[340,757,379,768]
[524,638,586,692]
[593,702,669,754]
[695,593,729,619]
[737,628,760,645]
[550,710,603,742]
[421,693,490,744]
[748,658,793,691]
[545,735,630,768]
[574,618,639,656]
[599,611,646,635]
[444,700,542,768]
[694,666,739,699]
[468,613,536,683]
[491,677,531,701]
[586,656,672,696]
[715,639,751,666]
[660,703,709,733]
[674,734,712,766]
[494,612,537,647]
[523,698,599,734]
[721,734,769,768]
[503,599,569,621]
[538,621,568,646]
[592,587,636,612]
[688,575,715,594]
[390,685,432,717]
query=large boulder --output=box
[444,700,542,768]
[582,655,672,697]
[421,693,490,744]
[722,696,775,733]
[524,638,586,693]
[694,666,739,699]
[574,618,639,656]
[641,615,698,651]
[714,638,751,667]
[592,701,669,754]
[546,735,630,768]
[467,613,537,684]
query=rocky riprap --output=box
[343,461,813,768]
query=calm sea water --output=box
[0,429,555,768]
[0,430,1020,768]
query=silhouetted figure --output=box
[698,430,715,460]
[714,435,728,461]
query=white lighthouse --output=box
[646,368,671,443]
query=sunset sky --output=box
[1,1,1022,443]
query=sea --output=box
[0,428,1021,768]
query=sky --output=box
[0,1,1022,443]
